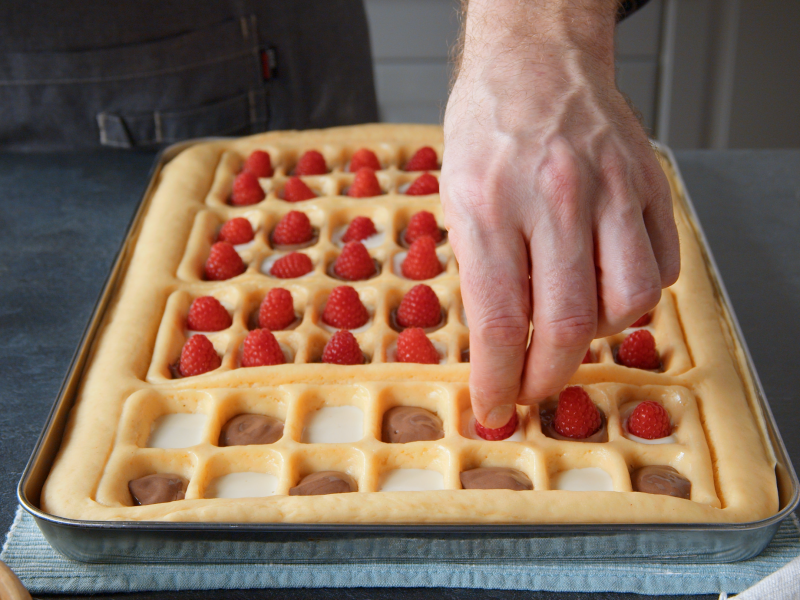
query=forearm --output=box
[457,0,618,82]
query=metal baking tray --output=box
[17,139,799,564]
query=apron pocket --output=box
[1,15,267,149]
[97,89,267,148]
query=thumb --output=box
[456,226,530,429]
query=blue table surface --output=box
[1,148,798,600]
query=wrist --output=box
[459,0,618,81]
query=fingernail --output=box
[484,404,516,429]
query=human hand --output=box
[441,0,680,428]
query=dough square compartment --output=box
[532,384,618,445]
[259,246,326,280]
[241,285,309,332]
[397,144,443,171]
[373,445,455,492]
[385,283,450,334]
[457,445,541,491]
[311,285,380,335]
[201,448,286,499]
[303,331,376,365]
[389,248,452,282]
[227,329,298,368]
[341,144,399,172]
[117,389,216,450]
[392,205,447,249]
[453,385,530,443]
[383,330,451,365]
[545,448,631,493]
[374,382,453,442]
[328,206,392,250]
[293,385,373,445]
[281,145,347,176]
[96,449,200,508]
[623,453,712,506]
[604,291,691,376]
[214,388,291,448]
[286,446,366,494]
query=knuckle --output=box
[606,281,662,318]
[527,381,565,401]
[640,161,672,206]
[600,151,630,187]
[541,154,583,217]
[660,254,681,287]
[473,307,530,350]
[537,312,596,349]
[471,379,520,404]
[441,176,506,230]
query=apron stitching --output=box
[244,13,265,131]
[96,113,108,146]
[158,118,264,142]
[240,16,249,40]
[248,90,257,126]
[153,111,163,144]
[0,50,253,86]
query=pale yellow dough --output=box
[40,124,778,524]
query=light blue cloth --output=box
[2,506,799,596]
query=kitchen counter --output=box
[1,148,798,600]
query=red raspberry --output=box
[617,330,661,370]
[401,237,443,280]
[582,349,593,364]
[405,173,439,196]
[283,176,317,202]
[630,312,652,328]
[349,148,381,172]
[243,150,273,178]
[347,167,382,198]
[231,171,265,206]
[334,241,376,281]
[475,411,519,441]
[258,288,296,330]
[179,334,221,377]
[322,330,365,365]
[294,150,327,176]
[627,401,672,439]
[270,252,313,279]
[396,284,442,329]
[554,386,602,439]
[342,216,378,243]
[204,242,246,281]
[272,210,314,246]
[322,286,369,330]
[405,147,439,171]
[241,329,286,367]
[218,217,254,245]
[187,296,232,332]
[396,328,439,364]
[405,211,443,244]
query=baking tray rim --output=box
[16,137,799,537]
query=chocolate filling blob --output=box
[220,414,284,446]
[289,471,357,495]
[129,474,188,505]
[382,406,444,443]
[460,467,532,491]
[631,465,691,499]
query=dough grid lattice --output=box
[40,125,778,524]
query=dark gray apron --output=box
[0,0,378,150]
